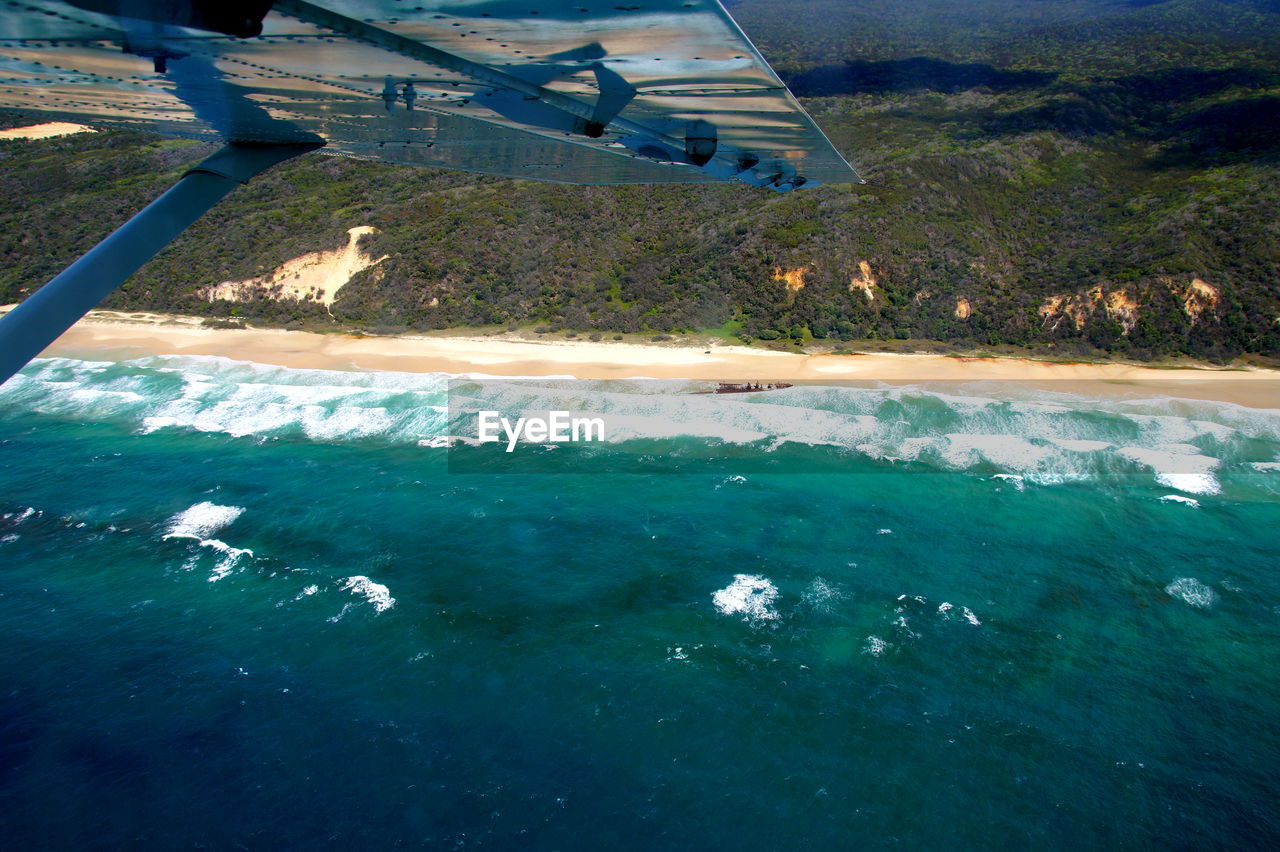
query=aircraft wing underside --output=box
[0,0,859,189]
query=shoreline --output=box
[26,309,1280,409]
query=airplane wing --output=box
[0,0,863,385]
[0,0,860,190]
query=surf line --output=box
[476,410,606,452]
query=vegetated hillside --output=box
[1,0,1278,361]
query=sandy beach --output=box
[0,121,95,140]
[21,308,1280,409]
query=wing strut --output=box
[0,141,321,386]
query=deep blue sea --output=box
[2,355,1279,848]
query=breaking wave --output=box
[164,501,245,541]
[1166,577,1216,609]
[5,356,451,445]
[339,575,396,613]
[163,501,253,582]
[712,574,781,624]
[5,355,1280,496]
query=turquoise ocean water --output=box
[2,354,1279,847]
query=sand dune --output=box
[204,226,386,310]
[0,122,95,140]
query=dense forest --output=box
[2,0,1279,362]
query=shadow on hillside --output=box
[1121,0,1280,10]
[1107,66,1277,100]
[878,65,1280,156]
[1149,96,1280,168]
[985,97,1120,137]
[783,57,1056,96]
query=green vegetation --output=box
[1,0,1278,362]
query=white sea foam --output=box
[1125,413,1236,445]
[455,380,879,450]
[1159,494,1200,507]
[1155,472,1221,495]
[1045,438,1114,453]
[1117,446,1221,495]
[992,473,1025,490]
[863,636,889,656]
[935,601,981,625]
[327,602,355,623]
[894,437,934,461]
[164,501,245,540]
[1165,577,1215,608]
[941,433,1055,471]
[9,356,1280,496]
[711,574,780,623]
[203,540,255,582]
[143,398,402,442]
[1,534,18,543]
[802,577,846,611]
[162,502,254,580]
[340,575,396,613]
[97,356,454,442]
[892,615,919,639]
